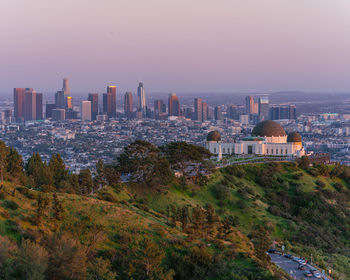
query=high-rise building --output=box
[137,82,146,116]
[154,100,164,113]
[168,93,180,116]
[36,93,43,120]
[24,88,36,121]
[228,105,238,120]
[63,78,70,94]
[289,105,297,120]
[46,104,57,118]
[81,101,92,121]
[14,88,25,122]
[103,86,117,118]
[88,93,99,120]
[124,92,133,119]
[194,98,203,122]
[52,109,65,121]
[55,91,65,109]
[269,105,297,120]
[245,96,255,114]
[202,102,208,121]
[214,106,223,121]
[258,96,269,121]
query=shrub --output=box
[2,199,19,210]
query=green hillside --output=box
[0,140,349,279]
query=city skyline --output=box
[1,0,350,94]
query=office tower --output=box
[214,106,223,121]
[194,98,203,122]
[55,91,65,109]
[88,93,99,120]
[202,102,208,121]
[14,88,25,122]
[269,107,279,120]
[168,93,180,116]
[258,96,269,120]
[63,78,70,94]
[103,86,117,118]
[124,92,133,119]
[245,96,255,114]
[24,88,36,121]
[137,82,146,116]
[228,105,238,120]
[52,109,66,121]
[36,93,43,120]
[46,104,57,118]
[279,106,289,119]
[154,99,164,113]
[289,105,297,120]
[81,101,92,121]
[66,96,73,109]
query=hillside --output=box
[0,140,349,279]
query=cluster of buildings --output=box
[0,78,349,169]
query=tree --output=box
[49,154,68,189]
[79,169,94,194]
[133,238,173,280]
[34,193,49,225]
[192,205,206,236]
[117,140,172,186]
[16,239,49,280]
[205,203,219,236]
[298,156,310,170]
[0,141,8,184]
[251,225,271,267]
[46,233,87,280]
[6,147,23,180]
[104,165,120,188]
[162,142,212,179]
[52,192,64,221]
[26,153,53,188]
[179,206,190,231]
[87,257,116,280]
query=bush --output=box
[2,199,19,210]
[315,179,326,188]
[97,191,118,203]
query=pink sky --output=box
[1,0,350,94]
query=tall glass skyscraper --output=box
[137,82,146,116]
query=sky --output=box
[1,0,350,95]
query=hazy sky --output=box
[1,0,350,95]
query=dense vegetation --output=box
[0,140,349,279]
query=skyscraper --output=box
[228,105,238,120]
[214,106,223,121]
[36,93,43,120]
[194,98,203,122]
[289,105,297,120]
[103,86,117,118]
[63,78,70,94]
[55,91,65,109]
[88,93,99,120]
[258,96,269,121]
[52,109,65,121]
[24,88,36,121]
[245,96,255,114]
[137,82,146,116]
[202,102,208,121]
[46,104,57,118]
[124,92,133,119]
[154,100,164,113]
[14,88,25,122]
[168,93,180,116]
[81,101,92,121]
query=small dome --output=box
[252,120,286,137]
[287,132,302,143]
[207,131,221,141]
